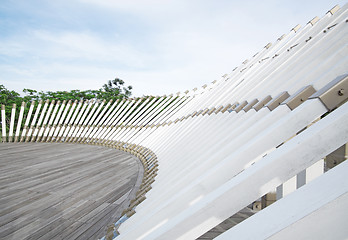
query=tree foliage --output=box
[102,78,132,99]
[17,78,133,102]
[0,78,132,134]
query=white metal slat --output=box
[130,110,268,221]
[68,101,95,140]
[153,112,252,189]
[119,108,269,232]
[31,100,50,141]
[93,100,129,141]
[52,100,72,140]
[245,15,348,102]
[123,97,176,143]
[1,105,6,142]
[121,96,184,142]
[88,99,123,141]
[118,99,327,237]
[8,104,16,141]
[134,97,191,145]
[14,102,25,142]
[67,100,90,139]
[80,100,113,142]
[216,160,348,240]
[60,100,79,139]
[26,100,43,141]
[20,101,35,141]
[99,99,141,141]
[45,100,63,140]
[107,98,154,142]
[37,100,55,141]
[77,100,106,142]
[208,9,346,107]
[73,101,102,141]
[139,100,348,240]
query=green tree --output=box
[0,78,133,140]
[101,78,133,100]
[0,85,24,137]
[19,78,133,102]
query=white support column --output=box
[26,100,43,142]
[57,100,80,142]
[91,99,127,142]
[86,99,120,141]
[116,97,164,143]
[31,99,49,142]
[152,96,187,125]
[15,102,25,142]
[125,96,174,143]
[106,97,152,143]
[79,100,110,142]
[1,105,6,142]
[70,101,97,142]
[47,100,66,142]
[52,100,71,141]
[100,98,141,142]
[44,100,61,141]
[68,100,93,141]
[127,97,158,126]
[37,100,55,142]
[8,104,16,142]
[63,100,83,141]
[21,101,35,142]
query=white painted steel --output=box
[107,98,153,142]
[216,159,348,240]
[14,102,25,141]
[98,99,140,142]
[68,100,94,140]
[31,100,50,140]
[20,101,35,140]
[37,100,55,140]
[118,99,329,238]
[60,100,79,139]
[72,100,101,140]
[83,101,111,140]
[89,99,123,141]
[67,100,90,139]
[8,104,16,140]
[77,100,106,141]
[44,100,61,139]
[133,100,348,240]
[82,100,113,141]
[1,106,6,141]
[52,100,71,140]
[26,100,43,141]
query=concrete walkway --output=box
[0,143,143,240]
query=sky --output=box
[0,0,346,97]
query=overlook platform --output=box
[0,143,143,240]
[0,4,347,240]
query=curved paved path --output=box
[0,143,143,240]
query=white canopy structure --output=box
[1,4,348,240]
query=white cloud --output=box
[1,0,347,97]
[3,30,150,68]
